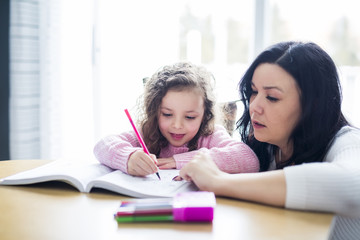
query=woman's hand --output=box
[157,157,176,169]
[179,152,286,206]
[179,152,227,192]
[127,150,158,176]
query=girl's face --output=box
[158,89,205,147]
[249,63,301,151]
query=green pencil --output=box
[115,214,174,223]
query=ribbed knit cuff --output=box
[173,151,198,169]
[284,165,308,210]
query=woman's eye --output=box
[186,116,196,120]
[267,96,279,102]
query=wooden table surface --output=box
[0,160,334,240]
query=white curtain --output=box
[9,0,61,159]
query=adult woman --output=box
[179,42,360,239]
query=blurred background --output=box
[2,0,360,162]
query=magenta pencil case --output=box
[172,191,216,222]
[115,191,216,223]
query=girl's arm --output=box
[93,131,147,173]
[173,125,260,173]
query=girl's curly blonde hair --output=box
[137,62,216,156]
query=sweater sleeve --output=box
[173,125,260,173]
[93,131,143,173]
[284,127,360,218]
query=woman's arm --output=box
[179,152,286,207]
[180,149,360,217]
[283,159,360,217]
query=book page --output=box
[0,161,113,192]
[87,169,198,198]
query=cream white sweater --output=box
[283,126,360,239]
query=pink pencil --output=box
[124,109,161,180]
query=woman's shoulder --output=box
[324,126,360,162]
[334,126,360,144]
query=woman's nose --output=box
[249,96,264,115]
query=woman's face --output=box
[158,89,205,147]
[249,63,301,150]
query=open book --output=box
[0,160,198,198]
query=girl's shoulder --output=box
[207,124,230,138]
[214,124,228,132]
[197,124,235,146]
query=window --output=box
[93,0,255,142]
[266,0,360,126]
[30,0,360,161]
[268,0,360,67]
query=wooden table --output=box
[0,160,333,240]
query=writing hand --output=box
[127,150,159,176]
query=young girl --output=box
[93,62,259,176]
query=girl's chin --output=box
[168,140,185,147]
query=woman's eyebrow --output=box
[263,86,284,92]
[251,82,283,92]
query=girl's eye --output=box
[186,116,196,120]
[162,113,172,117]
[267,96,279,102]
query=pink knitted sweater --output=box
[93,125,259,174]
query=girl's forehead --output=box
[168,86,204,95]
[161,88,205,107]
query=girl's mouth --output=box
[170,133,185,140]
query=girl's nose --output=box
[172,117,183,129]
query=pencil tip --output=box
[156,172,161,180]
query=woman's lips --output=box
[170,133,185,140]
[252,120,265,129]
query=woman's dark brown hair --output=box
[237,41,348,171]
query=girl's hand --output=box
[127,150,158,176]
[179,152,227,192]
[157,157,176,169]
